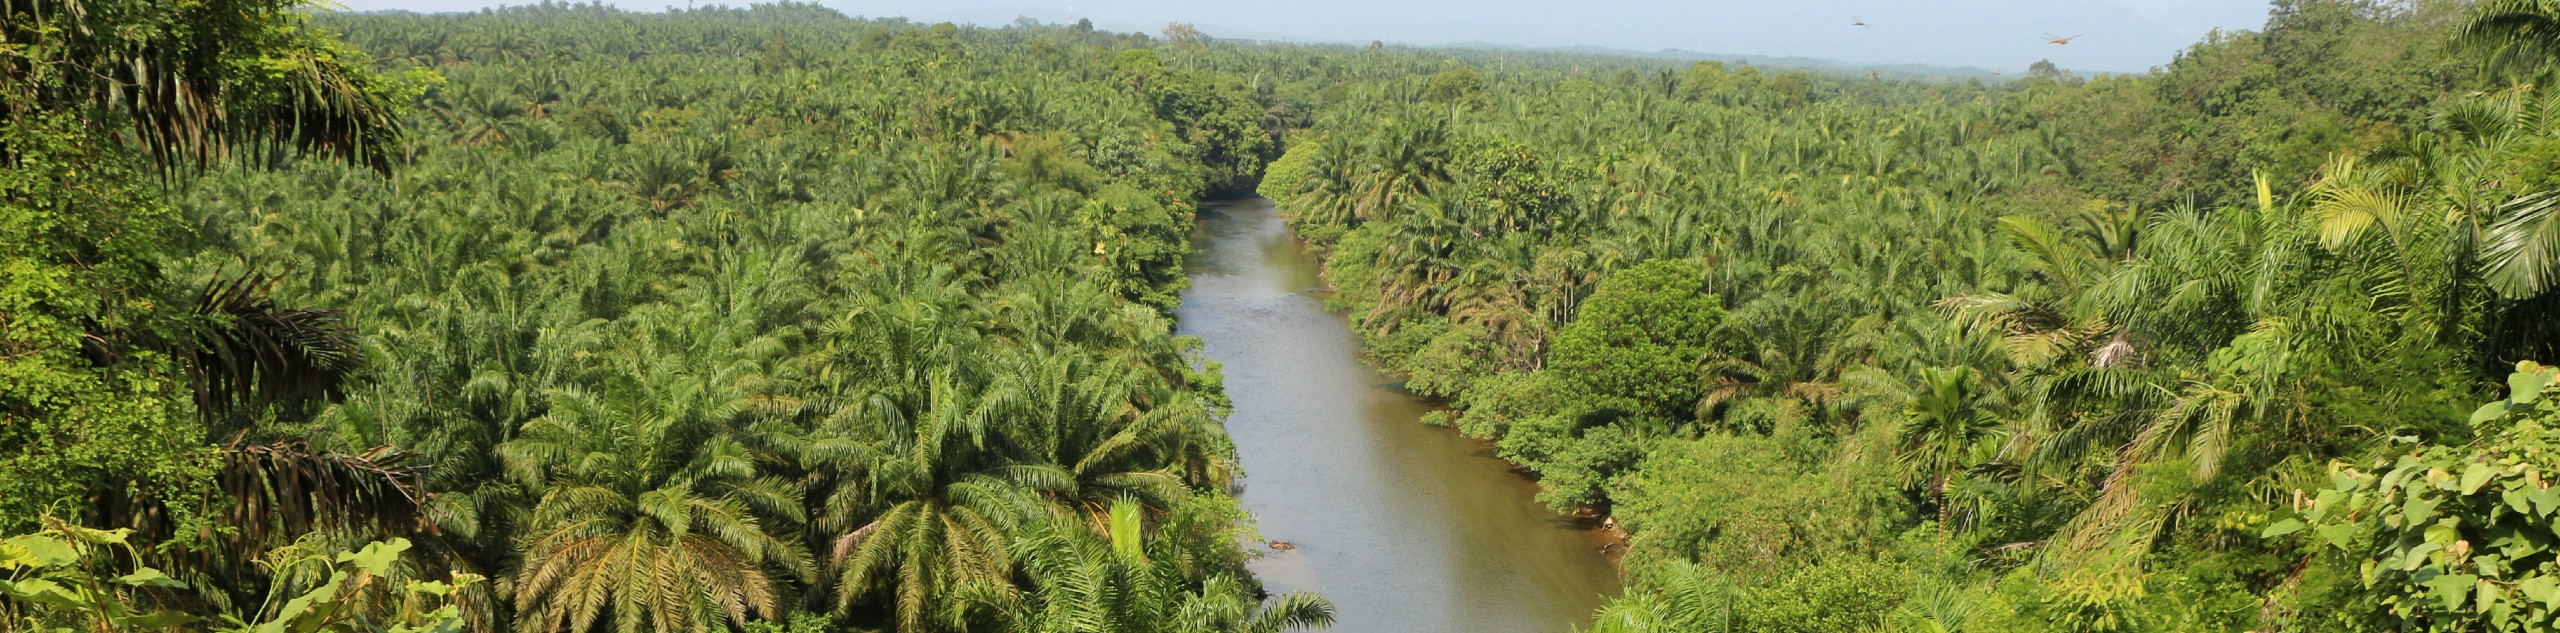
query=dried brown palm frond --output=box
[84,438,433,614]
[1935,293,2111,369]
[186,271,364,421]
[0,0,407,172]
[2088,332,2141,369]
[211,440,432,549]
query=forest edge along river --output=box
[1175,197,1622,633]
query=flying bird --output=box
[1851,16,1867,28]
[2045,34,2083,45]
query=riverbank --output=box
[1265,201,1637,566]
[1176,197,1621,633]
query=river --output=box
[1174,197,1622,633]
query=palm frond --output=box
[2485,189,2560,299]
[186,271,364,422]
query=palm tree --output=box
[1844,365,2004,548]
[2415,87,2560,301]
[999,353,1220,523]
[1001,500,1334,633]
[1365,199,1475,327]
[2460,0,2560,73]
[1348,116,1455,222]
[2487,188,2560,300]
[502,347,811,633]
[1888,581,1982,633]
[0,0,408,171]
[183,272,368,430]
[1582,561,1736,633]
[0,5,439,617]
[2048,324,2297,559]
[2309,99,2560,305]
[819,376,1045,633]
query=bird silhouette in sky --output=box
[1852,16,1867,28]
[2045,33,2084,45]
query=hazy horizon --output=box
[335,0,2277,73]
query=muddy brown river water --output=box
[1175,197,1622,633]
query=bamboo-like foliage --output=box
[1583,561,1736,633]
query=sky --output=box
[335,0,2279,74]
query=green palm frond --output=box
[2461,0,2560,72]
[2485,189,2560,299]
[1583,561,1735,633]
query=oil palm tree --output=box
[0,4,436,610]
[0,0,408,171]
[2048,324,2298,559]
[999,353,1217,523]
[820,376,1046,633]
[1001,500,1334,633]
[1582,561,1736,633]
[502,343,811,633]
[1349,116,1455,222]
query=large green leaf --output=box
[2521,575,2560,608]
[2404,542,2445,571]
[122,611,205,628]
[2,535,77,567]
[117,567,188,589]
[335,538,412,574]
[2319,522,2360,550]
[2428,573,2480,612]
[117,566,189,591]
[2513,362,2556,404]
[2463,463,2498,495]
[2475,400,2513,424]
[2483,191,2560,301]
[1,577,84,610]
[2406,495,2441,527]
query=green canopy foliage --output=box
[12,0,2560,631]
[2285,362,2560,631]
[5,4,1318,632]
[1257,0,2560,630]
[1548,258,1727,422]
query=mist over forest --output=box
[343,0,2275,72]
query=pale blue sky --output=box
[335,0,2277,73]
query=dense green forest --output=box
[1262,0,2560,630]
[4,3,1313,632]
[12,0,2560,631]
